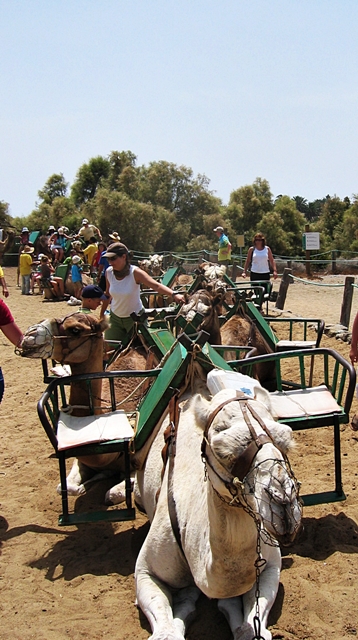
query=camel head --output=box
[19,314,109,365]
[193,388,302,545]
[52,314,109,365]
[176,288,224,344]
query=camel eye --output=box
[70,327,81,336]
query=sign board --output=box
[237,235,245,248]
[303,232,320,250]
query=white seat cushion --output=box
[57,410,134,451]
[270,385,342,419]
[275,340,316,350]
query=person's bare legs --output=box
[53,277,64,297]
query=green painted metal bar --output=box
[59,508,136,526]
[245,301,278,350]
[135,342,189,450]
[160,265,182,287]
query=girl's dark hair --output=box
[253,233,266,247]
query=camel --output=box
[176,288,224,344]
[20,314,302,637]
[138,254,164,277]
[176,289,276,388]
[134,371,302,640]
[19,312,150,496]
[0,230,15,264]
[221,308,276,390]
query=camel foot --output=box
[234,622,271,640]
[57,482,86,496]
[105,479,133,505]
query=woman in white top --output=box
[100,242,185,345]
[242,232,277,284]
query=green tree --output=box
[71,156,110,206]
[38,173,68,205]
[89,188,158,251]
[226,178,273,243]
[315,196,346,242]
[106,150,138,193]
[137,161,220,237]
[260,196,306,254]
[0,201,12,228]
[292,196,309,217]
[333,197,358,254]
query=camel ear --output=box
[212,292,225,307]
[98,316,110,333]
[266,421,294,454]
[190,394,212,431]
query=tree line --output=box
[1,150,357,256]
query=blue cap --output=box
[81,285,106,300]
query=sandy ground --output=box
[1,267,358,640]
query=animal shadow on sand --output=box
[281,512,358,562]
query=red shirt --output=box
[0,299,14,327]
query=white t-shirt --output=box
[251,246,270,273]
[106,265,143,317]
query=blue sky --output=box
[1,0,358,218]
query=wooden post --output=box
[231,260,238,282]
[275,268,292,310]
[332,250,337,274]
[305,224,311,277]
[340,276,354,328]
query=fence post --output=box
[340,276,354,328]
[231,260,238,282]
[275,268,292,310]
[332,250,337,274]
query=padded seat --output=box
[270,385,342,419]
[57,409,134,451]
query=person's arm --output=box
[1,322,23,347]
[97,263,104,280]
[99,273,112,318]
[134,268,185,304]
[267,247,278,280]
[242,247,253,278]
[350,313,358,364]
[96,226,102,240]
[0,276,9,298]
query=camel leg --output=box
[57,458,119,497]
[135,532,195,640]
[105,477,134,506]
[219,546,281,640]
[136,571,199,640]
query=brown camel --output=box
[221,309,276,390]
[20,312,152,496]
[0,230,15,265]
[176,288,224,344]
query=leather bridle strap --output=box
[159,393,186,557]
[202,393,274,483]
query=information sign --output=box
[303,232,320,250]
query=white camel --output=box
[133,374,301,640]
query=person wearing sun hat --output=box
[71,254,83,300]
[213,226,232,266]
[100,242,185,347]
[78,218,102,245]
[19,245,34,295]
[108,232,121,242]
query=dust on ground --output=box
[1,267,358,639]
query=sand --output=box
[1,267,358,640]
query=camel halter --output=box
[53,314,102,360]
[201,391,275,485]
[201,391,301,544]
